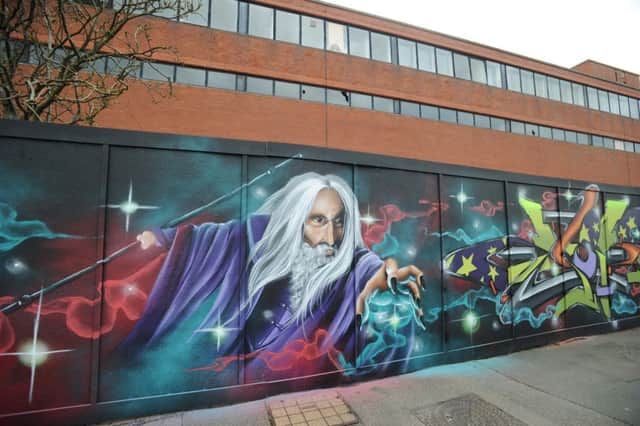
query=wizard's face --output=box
[303,188,345,256]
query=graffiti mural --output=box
[0,135,638,424]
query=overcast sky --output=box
[322,0,640,75]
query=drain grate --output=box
[413,393,526,426]
[267,391,359,426]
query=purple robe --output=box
[122,215,399,377]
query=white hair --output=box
[248,172,364,323]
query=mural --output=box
[0,138,638,423]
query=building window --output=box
[181,0,208,26]
[371,32,391,62]
[453,53,471,80]
[248,3,274,39]
[614,140,625,151]
[326,22,347,53]
[400,101,420,117]
[275,10,300,44]
[486,61,502,88]
[603,137,614,149]
[373,96,394,113]
[420,104,439,120]
[547,77,561,101]
[552,128,565,141]
[350,93,372,109]
[207,70,236,90]
[175,66,206,86]
[630,98,640,119]
[210,0,238,32]
[565,131,577,143]
[506,66,521,92]
[490,117,506,131]
[511,121,525,134]
[619,95,630,117]
[598,90,610,112]
[435,48,454,77]
[572,83,585,107]
[439,107,457,123]
[592,135,604,147]
[538,126,552,139]
[398,38,417,68]
[625,141,635,152]
[475,114,490,129]
[469,57,487,84]
[348,27,370,58]
[246,76,273,95]
[457,111,474,126]
[534,73,548,98]
[577,133,590,145]
[274,81,300,99]
[142,62,174,82]
[417,43,436,72]
[586,87,599,109]
[525,123,538,136]
[521,70,535,95]
[609,93,620,115]
[327,88,349,106]
[301,15,324,49]
[301,85,325,102]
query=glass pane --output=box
[87,57,107,73]
[181,0,208,26]
[373,96,394,113]
[592,135,603,147]
[548,77,561,101]
[521,70,535,95]
[400,101,420,117]
[211,0,238,32]
[506,66,521,92]
[475,114,490,129]
[301,85,325,102]
[301,15,324,49]
[609,93,620,114]
[511,121,525,134]
[486,61,502,87]
[371,32,391,62]
[398,38,417,68]
[565,131,577,143]
[142,62,173,81]
[248,4,274,39]
[560,80,573,103]
[598,90,610,112]
[420,104,439,120]
[470,58,486,84]
[350,93,372,109]
[525,123,538,136]
[587,87,599,109]
[603,137,614,149]
[614,140,625,150]
[207,70,236,89]
[417,43,436,72]
[552,128,565,141]
[274,81,300,99]
[436,48,453,76]
[457,111,474,126]
[538,126,552,139]
[440,108,456,123]
[246,76,272,95]
[630,98,640,119]
[534,73,548,98]
[275,10,300,44]
[175,66,205,86]
[326,22,347,53]
[572,83,585,106]
[619,95,630,117]
[453,53,471,80]
[625,141,634,152]
[577,133,590,145]
[327,88,349,106]
[348,27,370,58]
[490,117,506,131]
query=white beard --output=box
[289,242,336,312]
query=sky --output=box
[322,0,640,75]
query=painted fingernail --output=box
[390,277,398,293]
[419,276,426,289]
[356,314,362,328]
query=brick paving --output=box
[266,390,359,426]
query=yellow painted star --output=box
[456,254,478,277]
[627,216,637,230]
[619,226,627,239]
[592,222,600,233]
[444,255,454,271]
[487,246,497,255]
[579,225,590,243]
[488,265,499,281]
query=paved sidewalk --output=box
[97,327,640,426]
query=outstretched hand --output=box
[356,258,425,327]
[137,231,157,250]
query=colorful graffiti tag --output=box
[0,140,638,423]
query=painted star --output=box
[592,222,600,233]
[627,216,637,230]
[360,205,381,226]
[456,254,478,277]
[488,265,499,281]
[104,181,159,232]
[619,226,628,239]
[449,183,474,213]
[487,246,497,255]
